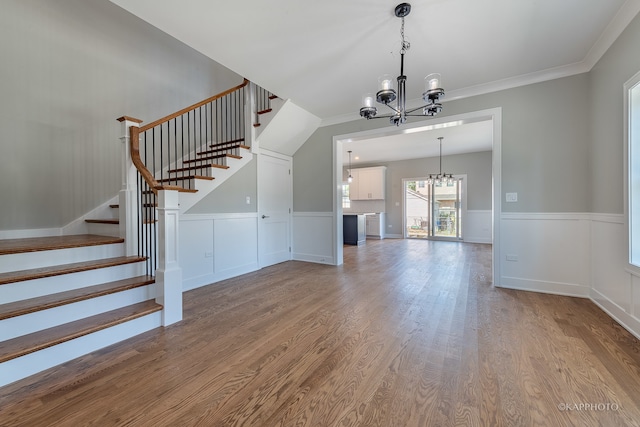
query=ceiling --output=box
[109,0,640,164]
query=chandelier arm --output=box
[405,105,429,114]
[382,103,401,114]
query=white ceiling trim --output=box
[321,0,640,128]
[582,0,640,70]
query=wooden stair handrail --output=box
[124,78,249,194]
[139,79,249,132]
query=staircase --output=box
[0,78,321,388]
[0,79,262,388]
[0,234,160,387]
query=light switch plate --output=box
[506,192,518,202]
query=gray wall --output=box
[187,158,258,214]
[294,73,591,214]
[0,0,242,230]
[589,12,640,214]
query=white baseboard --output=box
[292,253,335,264]
[183,263,259,292]
[499,276,590,298]
[464,236,492,244]
[591,289,640,340]
[384,233,403,239]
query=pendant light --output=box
[426,137,454,185]
[347,150,353,183]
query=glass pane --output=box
[406,180,430,238]
[433,181,458,238]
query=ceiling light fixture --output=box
[427,137,454,185]
[359,3,445,126]
[347,150,354,183]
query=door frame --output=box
[402,174,467,241]
[257,149,293,268]
[332,107,502,286]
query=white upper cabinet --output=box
[349,166,386,200]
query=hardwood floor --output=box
[1,239,639,426]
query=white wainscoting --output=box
[292,212,335,265]
[499,213,591,297]
[464,210,492,244]
[589,214,640,339]
[180,213,259,291]
[499,212,640,340]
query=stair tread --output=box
[0,234,124,256]
[0,275,155,321]
[168,164,229,174]
[183,154,241,164]
[157,175,214,183]
[0,256,146,286]
[0,300,162,363]
[257,108,273,115]
[198,144,241,156]
[109,204,119,208]
[85,219,119,225]
[208,138,245,148]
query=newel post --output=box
[156,189,183,325]
[117,116,142,256]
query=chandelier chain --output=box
[400,16,410,54]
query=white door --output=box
[258,153,292,267]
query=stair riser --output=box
[86,222,120,237]
[160,151,229,177]
[167,168,214,178]
[0,262,147,305]
[0,285,155,341]
[0,311,162,388]
[0,243,125,274]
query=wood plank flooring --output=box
[1,239,639,426]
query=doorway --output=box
[404,176,465,240]
[332,108,501,286]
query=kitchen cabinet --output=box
[343,214,366,245]
[366,213,385,239]
[349,166,386,200]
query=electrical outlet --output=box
[246,196,251,204]
[506,254,518,261]
[205,251,213,258]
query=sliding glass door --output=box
[404,177,463,240]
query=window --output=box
[627,71,640,267]
[342,184,351,209]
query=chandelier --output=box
[427,137,454,185]
[359,3,445,126]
